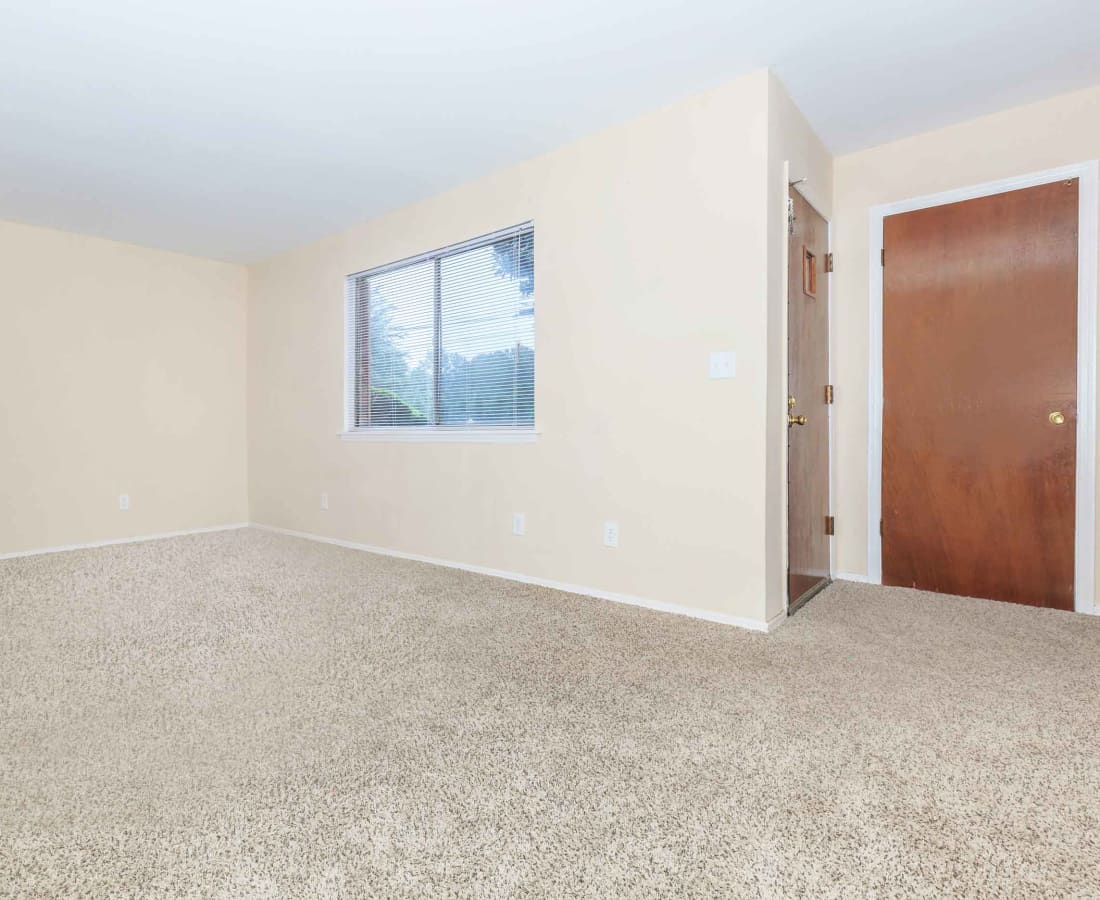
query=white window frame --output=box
[340,223,538,444]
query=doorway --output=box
[787,187,832,611]
[868,163,1099,612]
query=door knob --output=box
[788,414,807,427]
[1049,411,1066,426]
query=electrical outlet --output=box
[321,492,329,511]
[708,351,736,379]
[119,494,130,512]
[512,512,525,536]
[603,521,619,548]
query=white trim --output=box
[251,523,778,633]
[868,197,884,584]
[765,608,790,632]
[0,523,250,561]
[835,571,876,584]
[867,161,1099,614]
[340,428,539,444]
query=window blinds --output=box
[347,223,534,430]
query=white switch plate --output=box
[321,492,329,510]
[603,521,619,548]
[512,512,525,536]
[119,494,130,511]
[709,351,736,379]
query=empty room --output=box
[2,1,1099,896]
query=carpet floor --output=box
[1,528,1098,898]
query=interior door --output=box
[787,188,831,610]
[882,179,1079,609]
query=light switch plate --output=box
[709,351,736,379]
[603,521,619,548]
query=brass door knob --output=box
[788,414,807,427]
[1049,411,1066,425]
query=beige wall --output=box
[0,221,248,554]
[832,85,1100,590]
[5,72,1095,619]
[248,70,778,624]
[764,74,834,619]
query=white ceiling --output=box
[2,0,1098,263]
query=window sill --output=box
[339,428,539,444]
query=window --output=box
[344,224,535,439]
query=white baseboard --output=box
[835,571,878,584]
[0,523,250,561]
[251,523,777,633]
[765,608,789,632]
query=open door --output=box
[787,188,831,611]
[881,179,1079,608]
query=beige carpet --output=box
[1,528,1098,898]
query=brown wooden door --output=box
[882,179,1079,610]
[788,189,831,609]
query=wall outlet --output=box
[512,512,525,536]
[708,351,736,379]
[119,494,130,511]
[321,492,329,511]
[603,521,619,548]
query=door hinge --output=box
[825,252,834,273]
[787,198,795,235]
[825,515,835,536]
[880,518,884,536]
[880,248,885,267]
[824,384,834,404]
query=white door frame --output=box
[866,161,1100,614]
